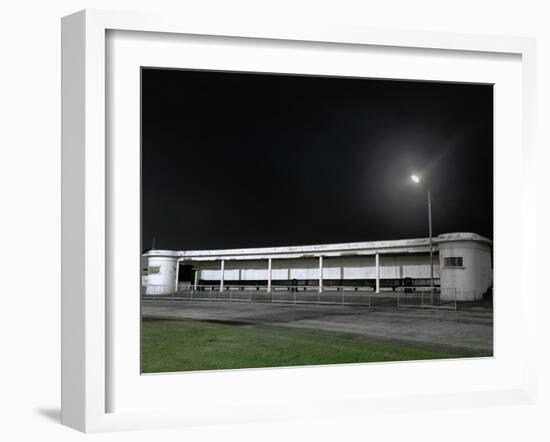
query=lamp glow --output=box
[411,174,420,184]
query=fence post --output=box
[455,288,457,311]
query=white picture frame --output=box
[61,9,537,433]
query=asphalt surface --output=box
[142,299,493,351]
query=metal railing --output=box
[142,285,458,310]
[396,288,457,310]
[143,284,375,306]
[143,284,174,296]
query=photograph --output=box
[140,67,494,374]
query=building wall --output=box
[438,240,492,301]
[143,235,491,301]
[194,254,439,282]
[145,256,177,295]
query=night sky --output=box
[141,68,493,252]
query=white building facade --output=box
[143,232,492,301]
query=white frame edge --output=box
[61,9,537,433]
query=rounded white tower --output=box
[145,255,178,295]
[437,233,492,301]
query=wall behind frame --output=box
[0,1,547,441]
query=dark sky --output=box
[141,68,493,252]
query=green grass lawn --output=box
[141,318,490,373]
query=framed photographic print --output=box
[61,9,537,433]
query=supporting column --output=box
[375,253,380,293]
[220,259,225,292]
[194,268,199,290]
[267,258,272,293]
[319,256,323,293]
[174,260,180,294]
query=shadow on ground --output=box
[35,408,61,423]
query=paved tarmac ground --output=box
[142,299,493,351]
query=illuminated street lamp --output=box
[411,174,434,291]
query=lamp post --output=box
[411,174,434,291]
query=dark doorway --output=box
[178,264,196,282]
